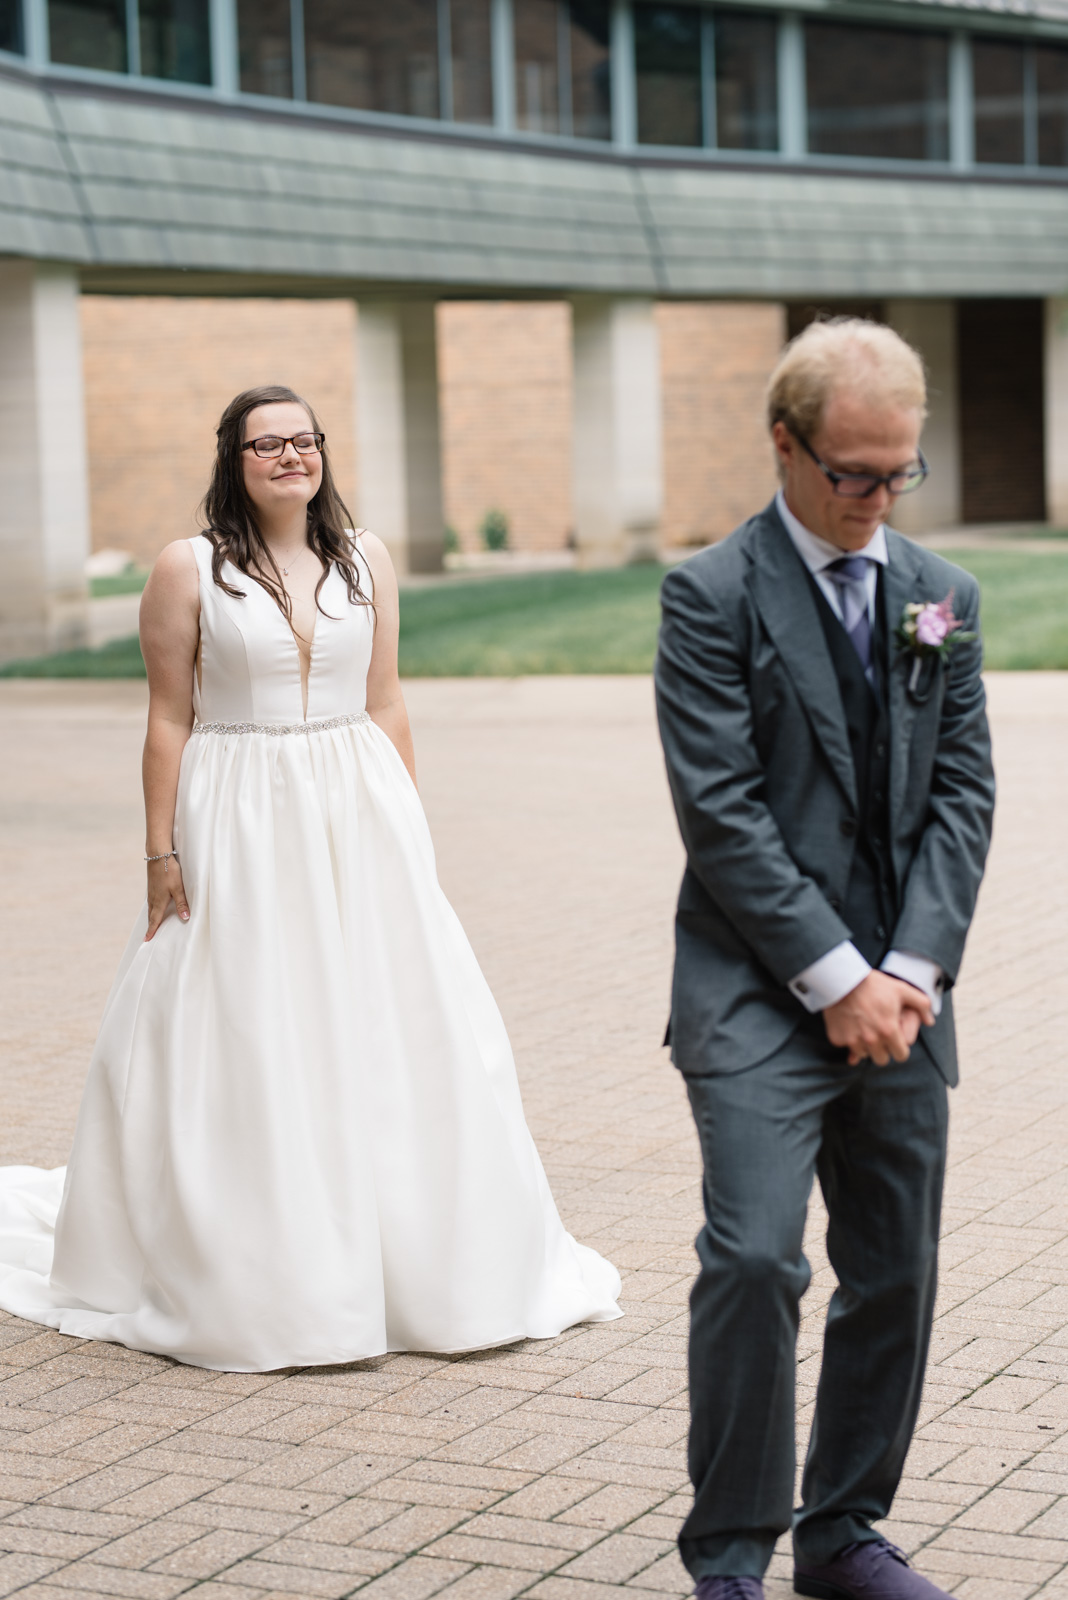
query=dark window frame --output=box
[972,33,1068,169]
[804,16,951,165]
[633,2,779,154]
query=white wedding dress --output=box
[0,533,621,1372]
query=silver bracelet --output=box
[145,850,179,873]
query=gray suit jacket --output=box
[654,500,995,1086]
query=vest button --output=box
[876,742,887,758]
[876,924,887,940]
[839,817,858,837]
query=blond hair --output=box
[767,317,927,439]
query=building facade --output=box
[3,0,1068,655]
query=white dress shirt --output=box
[775,491,945,1018]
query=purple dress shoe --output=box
[794,1539,950,1598]
[695,1580,765,1599]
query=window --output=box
[715,12,777,150]
[806,22,949,161]
[514,0,610,139]
[303,0,440,118]
[49,0,210,80]
[237,0,492,118]
[0,0,22,53]
[1037,44,1068,167]
[635,4,702,149]
[238,0,292,97]
[515,0,561,133]
[140,0,211,83]
[49,0,127,71]
[973,39,1026,164]
[449,0,493,124]
[635,7,777,152]
[569,0,611,140]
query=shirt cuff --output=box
[881,950,945,1016]
[789,941,872,1014]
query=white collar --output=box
[775,489,889,576]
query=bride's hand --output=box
[145,858,191,941]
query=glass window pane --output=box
[515,0,560,133]
[450,0,493,124]
[49,0,127,70]
[973,38,1026,164]
[238,0,291,95]
[806,22,949,160]
[1038,44,1068,167]
[304,0,441,118]
[569,0,611,139]
[0,0,23,53]
[238,0,291,96]
[635,3,702,149]
[715,11,778,150]
[140,0,211,82]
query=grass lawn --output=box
[397,566,664,675]
[0,635,148,679]
[945,550,1068,669]
[89,571,150,598]
[2,547,1067,677]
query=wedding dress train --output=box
[0,534,621,1371]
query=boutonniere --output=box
[896,591,976,696]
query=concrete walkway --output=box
[0,675,1066,1600]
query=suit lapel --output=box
[882,529,926,836]
[745,506,858,811]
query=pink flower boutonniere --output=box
[896,591,977,695]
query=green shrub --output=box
[480,509,509,552]
[443,525,460,555]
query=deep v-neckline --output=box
[254,557,327,721]
[284,565,328,721]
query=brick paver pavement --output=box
[0,673,1067,1600]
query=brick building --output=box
[80,297,782,568]
[5,0,1068,656]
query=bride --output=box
[0,384,621,1372]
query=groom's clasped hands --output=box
[823,970,936,1067]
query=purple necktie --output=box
[825,556,873,676]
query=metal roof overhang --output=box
[4,58,1068,301]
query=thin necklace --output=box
[275,542,305,577]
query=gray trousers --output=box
[679,1027,948,1580]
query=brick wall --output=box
[438,301,572,552]
[657,301,785,546]
[81,295,785,566]
[80,297,358,569]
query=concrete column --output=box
[0,260,91,663]
[1044,299,1068,526]
[885,298,962,534]
[570,296,663,566]
[354,301,445,576]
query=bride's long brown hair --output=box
[200,385,373,623]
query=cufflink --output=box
[794,981,809,995]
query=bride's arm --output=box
[138,541,201,940]
[360,533,416,786]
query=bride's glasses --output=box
[242,433,325,459]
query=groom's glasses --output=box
[798,434,929,498]
[242,432,325,459]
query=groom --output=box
[655,318,995,1599]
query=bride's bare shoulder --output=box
[350,528,389,564]
[152,538,201,578]
[348,530,396,593]
[141,539,201,623]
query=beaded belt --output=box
[191,712,371,737]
